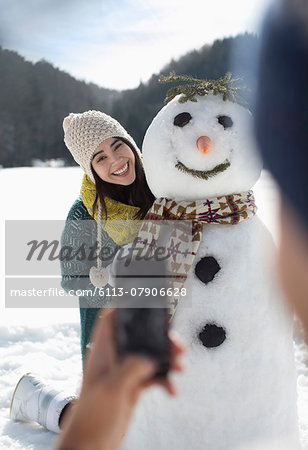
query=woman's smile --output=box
[112,161,129,176]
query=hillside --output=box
[0,33,258,167]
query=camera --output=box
[113,255,170,378]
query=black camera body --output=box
[116,306,170,377]
[114,255,170,378]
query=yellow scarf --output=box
[80,174,141,245]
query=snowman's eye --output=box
[217,115,233,129]
[174,112,192,127]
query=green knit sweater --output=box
[60,198,119,366]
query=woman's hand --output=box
[55,309,184,450]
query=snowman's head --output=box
[142,93,262,200]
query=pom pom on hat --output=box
[63,110,141,182]
[89,266,109,288]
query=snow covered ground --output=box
[0,167,307,449]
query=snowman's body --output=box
[121,93,299,449]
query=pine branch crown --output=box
[159,72,247,106]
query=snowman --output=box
[121,74,299,450]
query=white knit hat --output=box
[63,110,141,182]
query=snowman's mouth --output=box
[175,160,231,180]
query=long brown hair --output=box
[91,138,155,219]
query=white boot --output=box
[10,373,77,433]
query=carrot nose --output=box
[196,136,212,154]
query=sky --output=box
[0,0,271,90]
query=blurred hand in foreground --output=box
[55,309,185,450]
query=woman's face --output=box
[91,137,136,185]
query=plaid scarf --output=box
[137,191,257,320]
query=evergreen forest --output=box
[0,33,258,167]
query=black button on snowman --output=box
[195,255,226,348]
[195,255,221,285]
[121,76,299,450]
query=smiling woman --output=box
[60,110,154,362]
[9,110,156,436]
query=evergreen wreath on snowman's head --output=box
[159,71,247,106]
